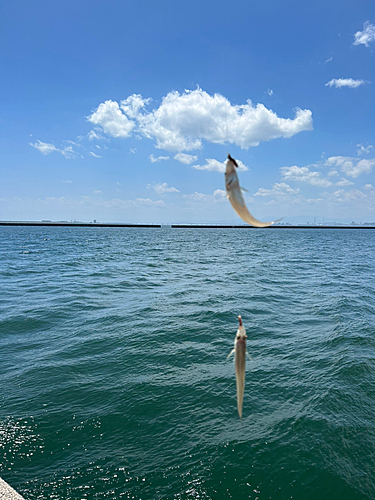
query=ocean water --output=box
[1,226,375,500]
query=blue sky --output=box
[1,0,375,223]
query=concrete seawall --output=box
[0,478,25,500]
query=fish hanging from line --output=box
[227,315,250,418]
[225,154,280,227]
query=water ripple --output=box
[1,227,375,499]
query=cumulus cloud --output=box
[326,156,375,178]
[325,78,367,88]
[276,156,375,195]
[192,158,248,173]
[30,140,59,155]
[120,94,150,119]
[88,88,313,152]
[353,21,375,47]
[174,153,198,164]
[149,154,169,163]
[87,100,135,138]
[254,182,300,197]
[147,182,179,194]
[280,166,332,187]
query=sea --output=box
[1,226,374,500]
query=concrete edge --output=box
[0,478,25,500]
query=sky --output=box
[1,0,375,223]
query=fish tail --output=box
[235,351,246,418]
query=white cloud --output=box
[192,159,227,172]
[174,153,198,165]
[149,154,169,163]
[89,151,102,158]
[134,198,165,207]
[357,144,373,155]
[280,166,332,187]
[120,94,150,119]
[61,146,80,159]
[30,140,58,155]
[329,189,367,204]
[183,189,228,205]
[328,170,339,177]
[87,100,135,138]
[93,190,102,195]
[365,184,374,190]
[335,178,354,186]
[63,180,73,183]
[183,192,210,202]
[267,89,274,96]
[325,78,367,88]
[213,189,226,199]
[88,129,106,141]
[326,156,375,178]
[30,140,80,159]
[353,22,375,47]
[192,158,248,173]
[325,56,333,63]
[89,88,313,152]
[254,182,300,197]
[147,182,179,194]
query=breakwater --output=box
[0,221,374,229]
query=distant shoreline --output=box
[1,221,375,229]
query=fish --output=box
[227,315,248,418]
[225,154,279,227]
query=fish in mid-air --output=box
[225,154,279,227]
[227,315,248,418]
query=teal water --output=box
[1,227,375,499]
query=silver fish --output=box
[228,315,248,418]
[225,154,278,227]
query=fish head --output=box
[226,154,238,174]
[225,155,240,192]
[236,315,247,343]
